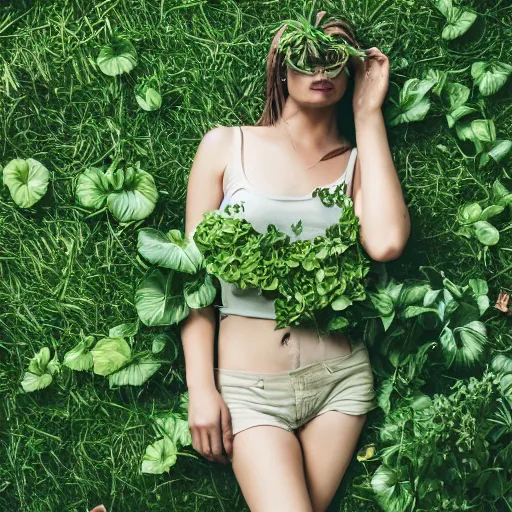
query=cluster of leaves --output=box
[21,321,170,392]
[346,263,512,510]
[456,178,512,247]
[193,183,371,330]
[351,264,492,414]
[134,228,216,326]
[141,395,193,475]
[75,156,158,223]
[276,8,365,78]
[370,370,511,511]
[96,31,162,110]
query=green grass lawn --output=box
[1,0,511,510]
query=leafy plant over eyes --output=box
[276,9,365,78]
[75,156,159,222]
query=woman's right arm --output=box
[181,125,234,464]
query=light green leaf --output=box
[136,87,162,111]
[75,167,111,210]
[141,437,178,474]
[3,158,50,208]
[471,61,512,96]
[91,337,131,376]
[96,37,137,76]
[137,228,203,273]
[108,355,161,387]
[63,341,94,371]
[184,273,217,308]
[107,168,158,222]
[458,202,482,224]
[135,268,190,326]
[442,8,477,40]
[155,414,192,447]
[472,221,499,246]
[109,321,139,338]
[372,464,414,511]
[152,334,168,354]
[331,295,352,311]
[21,372,53,392]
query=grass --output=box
[1,0,511,510]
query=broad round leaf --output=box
[471,61,512,96]
[3,158,50,208]
[90,337,131,376]
[75,167,111,209]
[96,37,137,76]
[138,228,202,273]
[21,372,53,392]
[184,273,217,308]
[141,437,178,474]
[473,221,499,246]
[135,87,162,111]
[108,355,161,387]
[63,341,94,371]
[135,268,189,326]
[442,9,477,40]
[107,169,158,222]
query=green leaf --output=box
[387,78,436,126]
[107,167,158,222]
[75,167,111,210]
[63,341,94,371]
[90,337,132,376]
[471,61,512,96]
[137,228,203,273]
[96,37,137,76]
[21,372,53,392]
[155,414,192,447]
[458,202,482,224]
[3,158,50,208]
[472,221,499,245]
[491,354,512,375]
[141,437,178,474]
[372,464,414,511]
[136,86,162,111]
[152,334,168,354]
[108,355,161,387]
[441,8,477,40]
[184,273,217,308]
[135,268,190,326]
[109,321,139,338]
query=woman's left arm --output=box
[351,47,411,262]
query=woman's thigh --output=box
[231,425,313,512]
[297,411,367,512]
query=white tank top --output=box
[216,126,358,320]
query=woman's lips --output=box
[311,86,333,91]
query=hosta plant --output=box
[75,157,158,222]
[2,157,50,208]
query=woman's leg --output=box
[231,425,313,512]
[297,412,367,512]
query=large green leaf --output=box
[63,340,94,371]
[441,7,477,40]
[371,464,414,511]
[135,268,190,326]
[387,78,435,126]
[3,158,50,208]
[108,355,161,387]
[472,221,499,246]
[471,61,512,96]
[135,86,162,111]
[141,437,178,474]
[21,372,53,392]
[21,347,59,392]
[155,414,192,447]
[96,37,137,76]
[184,273,217,308]
[90,337,131,376]
[137,228,203,273]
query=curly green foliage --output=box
[277,12,366,78]
[193,183,371,331]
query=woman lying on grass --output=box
[181,8,410,512]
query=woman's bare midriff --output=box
[216,313,353,373]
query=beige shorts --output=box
[214,337,378,436]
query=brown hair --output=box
[255,10,363,136]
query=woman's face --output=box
[283,28,353,109]
[285,63,350,108]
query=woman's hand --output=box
[352,47,390,118]
[188,383,234,464]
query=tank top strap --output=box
[343,147,358,197]
[222,126,247,199]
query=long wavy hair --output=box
[255,10,363,148]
